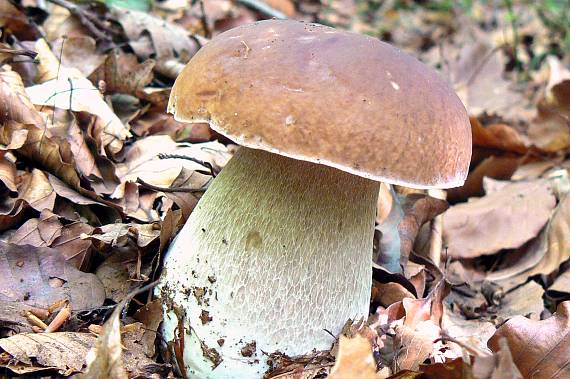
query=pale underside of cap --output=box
[168,20,472,189]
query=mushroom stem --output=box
[158,147,379,378]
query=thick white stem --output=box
[157,148,379,378]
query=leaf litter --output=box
[0,0,569,378]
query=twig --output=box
[44,304,71,333]
[45,0,113,42]
[136,177,207,193]
[237,0,288,19]
[196,0,211,38]
[158,153,218,176]
[0,47,37,59]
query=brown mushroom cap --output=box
[168,20,471,188]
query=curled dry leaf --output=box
[487,191,570,284]
[9,209,62,247]
[488,301,570,379]
[0,155,17,192]
[0,241,105,310]
[472,338,522,379]
[0,66,44,125]
[133,299,163,357]
[443,179,556,258]
[470,117,529,154]
[89,52,155,96]
[0,332,96,375]
[26,77,131,156]
[398,194,449,270]
[328,335,378,379]
[82,304,128,379]
[447,155,523,202]
[19,169,56,212]
[528,57,570,153]
[110,7,200,78]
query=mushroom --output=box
[157,20,471,378]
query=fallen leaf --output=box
[51,36,106,78]
[82,304,128,379]
[472,337,522,379]
[443,179,556,258]
[133,299,163,357]
[488,301,570,379]
[328,335,378,379]
[26,77,131,156]
[447,155,523,202]
[450,41,525,120]
[0,241,105,310]
[0,332,96,375]
[95,251,147,302]
[471,117,529,154]
[547,269,570,300]
[18,169,56,212]
[89,51,155,96]
[0,66,44,125]
[487,191,570,283]
[0,155,17,192]
[9,209,62,247]
[528,57,570,153]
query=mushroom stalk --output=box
[158,147,379,378]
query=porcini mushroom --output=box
[157,19,471,378]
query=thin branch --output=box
[46,0,113,42]
[136,177,207,193]
[237,0,288,19]
[158,153,218,176]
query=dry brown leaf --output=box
[528,57,570,153]
[82,304,128,379]
[95,251,148,303]
[51,222,94,271]
[398,194,449,270]
[0,241,105,310]
[471,117,529,154]
[19,169,56,211]
[89,52,155,96]
[548,269,570,299]
[0,332,96,375]
[159,208,184,252]
[9,209,62,247]
[447,155,523,202]
[133,299,163,357]
[328,335,378,379]
[0,198,31,233]
[0,155,17,192]
[487,191,570,283]
[110,7,199,78]
[450,41,525,119]
[442,302,496,353]
[497,281,545,320]
[419,358,476,379]
[0,66,44,125]
[26,77,131,156]
[443,179,556,258]
[472,338,522,379]
[372,281,415,307]
[489,301,570,379]
[51,36,106,78]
